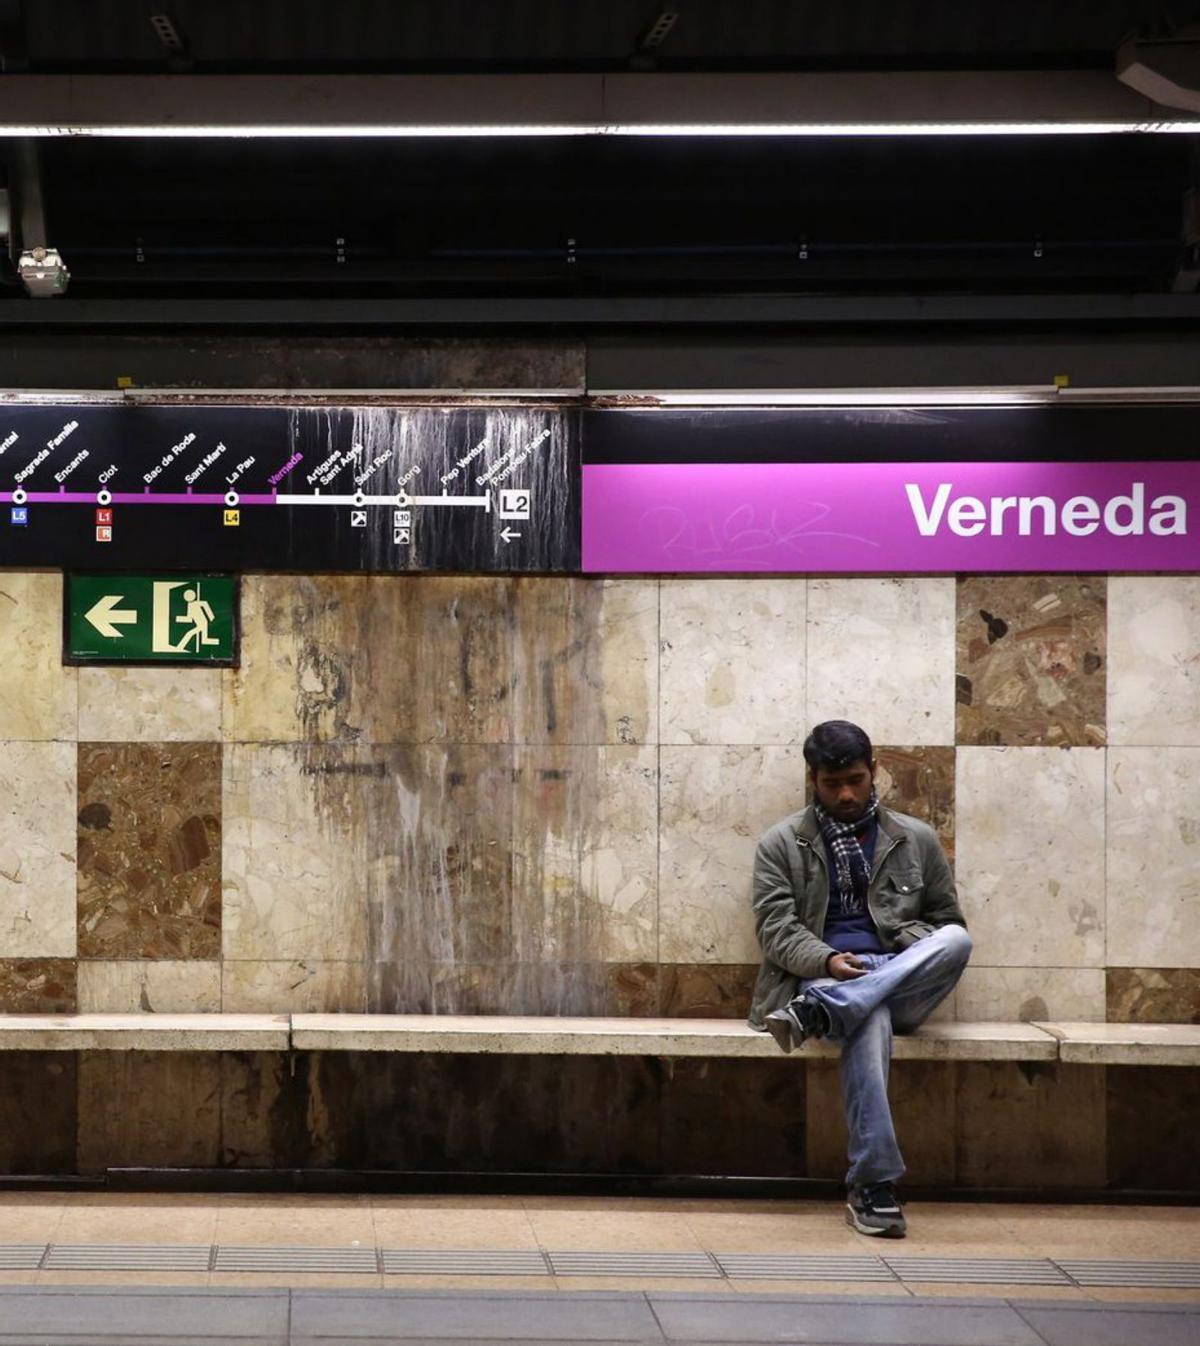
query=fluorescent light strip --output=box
[3,121,1199,138]
[606,388,1058,407]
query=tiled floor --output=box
[0,1192,1195,1301]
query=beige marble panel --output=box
[0,741,76,957]
[222,959,367,1013]
[78,666,221,741]
[511,745,658,964]
[659,745,808,963]
[954,966,1106,1022]
[660,579,805,745]
[806,578,956,746]
[77,960,221,1013]
[0,572,76,741]
[955,746,1106,968]
[512,579,658,745]
[1107,747,1200,967]
[1108,576,1200,746]
[222,744,373,962]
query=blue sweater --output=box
[821,820,886,955]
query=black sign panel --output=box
[581,403,1200,464]
[0,403,579,572]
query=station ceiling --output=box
[1,1,1199,316]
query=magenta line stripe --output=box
[1,492,278,505]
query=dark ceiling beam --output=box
[0,294,1198,327]
[0,70,1176,134]
[0,0,27,74]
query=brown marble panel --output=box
[220,1053,311,1169]
[806,1059,956,1186]
[344,1054,662,1174]
[1106,969,1200,1024]
[874,745,956,861]
[660,1058,806,1176]
[0,1053,76,1174]
[0,958,76,1012]
[956,1062,1106,1188]
[956,576,1106,747]
[77,1051,221,1173]
[659,964,758,1019]
[367,962,659,1017]
[77,743,221,960]
[1107,1065,1200,1192]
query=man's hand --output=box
[826,952,868,980]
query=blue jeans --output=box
[800,924,972,1188]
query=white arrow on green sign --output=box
[66,574,237,665]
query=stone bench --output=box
[0,1013,1194,1064]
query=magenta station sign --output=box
[582,460,1199,573]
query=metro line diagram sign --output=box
[581,406,1200,574]
[0,403,579,572]
[66,574,237,664]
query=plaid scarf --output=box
[813,790,880,915]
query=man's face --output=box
[812,758,875,822]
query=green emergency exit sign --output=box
[65,574,238,665]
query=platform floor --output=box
[0,1192,1195,1343]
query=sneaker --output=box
[846,1182,907,1238]
[763,993,830,1054]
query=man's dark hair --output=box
[803,720,873,772]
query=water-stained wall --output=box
[0,570,1198,1184]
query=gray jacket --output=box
[748,803,966,1029]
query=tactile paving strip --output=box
[715,1254,897,1281]
[44,1244,212,1271]
[547,1251,721,1277]
[213,1245,379,1273]
[0,1245,46,1270]
[382,1249,551,1275]
[1057,1260,1200,1288]
[885,1257,1071,1285]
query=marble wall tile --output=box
[807,578,956,747]
[365,745,516,991]
[78,666,221,741]
[0,572,77,741]
[956,576,1105,747]
[223,743,384,962]
[77,1052,221,1173]
[0,741,77,958]
[659,964,759,1018]
[225,574,514,745]
[1108,576,1200,746]
[955,967,1106,1022]
[512,579,658,745]
[806,1060,957,1185]
[0,1053,76,1174]
[77,959,221,1013]
[1107,747,1200,968]
[874,745,956,860]
[510,745,658,967]
[77,742,221,959]
[660,579,805,746]
[956,1062,1106,1188]
[222,960,366,1013]
[0,958,76,1012]
[955,746,1106,967]
[1107,1066,1200,1191]
[367,961,660,1017]
[220,1053,310,1169]
[659,745,808,963]
[1106,969,1200,1024]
